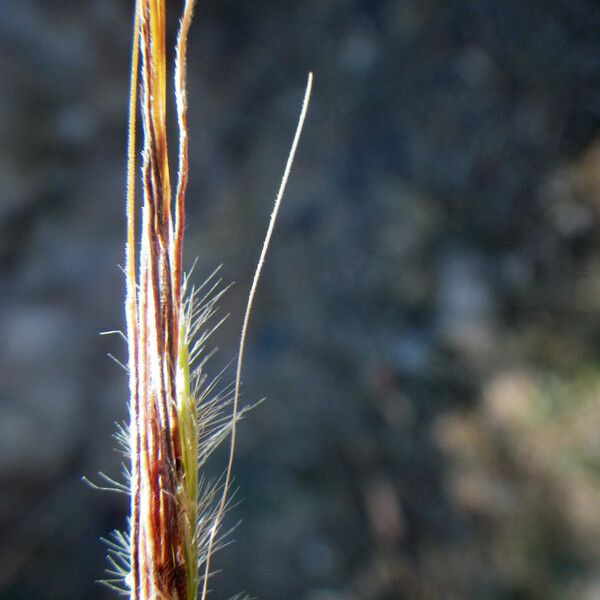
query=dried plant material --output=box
[100,1,312,598]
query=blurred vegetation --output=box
[0,1,599,599]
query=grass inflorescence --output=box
[99,1,312,598]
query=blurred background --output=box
[1,1,600,598]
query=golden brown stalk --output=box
[125,1,195,597]
[105,1,312,598]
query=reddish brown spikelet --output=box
[115,0,312,596]
[125,1,195,598]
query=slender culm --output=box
[103,1,312,598]
[124,1,197,597]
